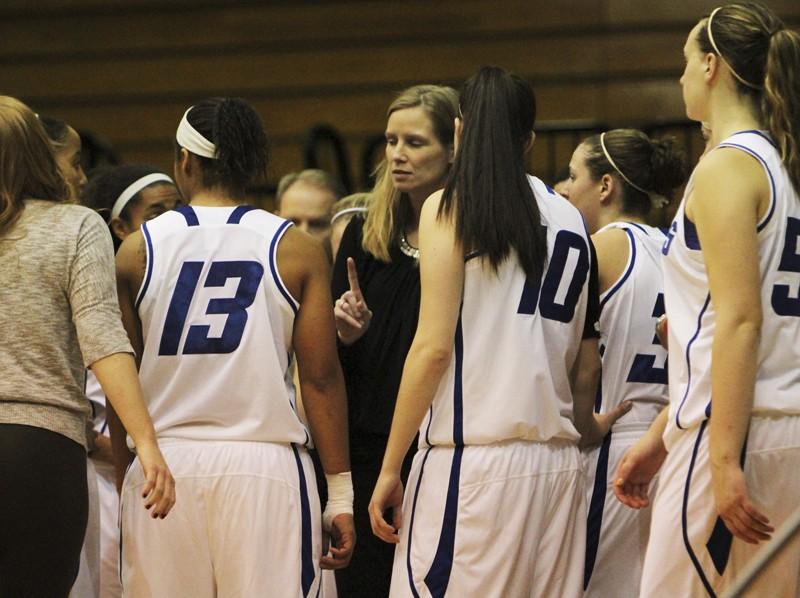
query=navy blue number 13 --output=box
[159,260,264,355]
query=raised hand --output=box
[334,257,373,345]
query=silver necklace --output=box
[399,232,420,260]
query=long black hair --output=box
[439,66,546,282]
[180,97,269,198]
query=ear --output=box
[178,147,192,178]
[599,174,616,204]
[704,52,719,83]
[524,131,536,155]
[109,216,132,242]
[453,117,463,157]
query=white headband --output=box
[110,173,174,221]
[176,107,217,159]
[707,7,763,90]
[331,206,368,225]
[599,132,668,209]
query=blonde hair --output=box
[0,96,69,236]
[362,85,459,262]
[276,168,344,210]
[331,192,371,224]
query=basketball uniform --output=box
[582,223,669,597]
[642,130,800,597]
[390,176,598,598]
[120,205,323,598]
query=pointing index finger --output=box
[347,257,362,297]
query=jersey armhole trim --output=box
[716,142,777,232]
[268,220,300,315]
[134,221,154,310]
[599,228,636,311]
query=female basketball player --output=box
[614,4,800,595]
[0,96,174,597]
[561,128,686,596]
[369,67,627,597]
[114,97,354,596]
[332,84,457,596]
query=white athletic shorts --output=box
[641,415,800,597]
[70,458,100,598]
[583,425,655,598]
[120,439,322,598]
[93,461,122,598]
[390,439,585,598]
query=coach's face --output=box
[385,107,452,205]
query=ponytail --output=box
[440,66,546,282]
[763,28,800,192]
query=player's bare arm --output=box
[279,226,355,569]
[368,192,464,544]
[690,148,774,544]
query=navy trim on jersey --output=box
[176,205,199,226]
[717,142,777,233]
[584,431,612,590]
[226,205,256,224]
[424,445,463,598]
[135,221,155,310]
[424,405,433,447]
[675,294,711,430]
[268,220,299,316]
[683,213,701,250]
[406,447,433,598]
[682,420,718,597]
[594,344,605,412]
[626,221,648,235]
[732,129,778,149]
[422,315,465,597]
[599,228,636,311]
[291,444,315,597]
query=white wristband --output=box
[322,471,354,531]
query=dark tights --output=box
[0,424,88,598]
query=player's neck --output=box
[189,189,243,208]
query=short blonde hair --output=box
[276,169,344,210]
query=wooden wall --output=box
[2,0,798,196]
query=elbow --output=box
[411,342,453,373]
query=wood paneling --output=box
[3,0,797,187]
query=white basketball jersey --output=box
[419,176,595,447]
[135,205,309,445]
[596,222,669,427]
[662,130,800,432]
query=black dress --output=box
[332,217,418,597]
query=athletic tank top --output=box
[596,222,669,428]
[135,205,309,445]
[662,130,800,432]
[420,176,595,447]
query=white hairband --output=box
[707,7,763,90]
[110,173,174,221]
[331,206,368,225]
[176,107,217,159]
[599,132,668,209]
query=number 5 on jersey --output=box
[159,260,264,355]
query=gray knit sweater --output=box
[0,200,132,448]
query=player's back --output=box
[136,204,309,445]
[596,222,669,427]
[663,130,800,430]
[420,176,595,447]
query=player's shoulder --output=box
[528,175,588,236]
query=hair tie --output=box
[110,173,174,221]
[176,107,217,159]
[331,206,368,225]
[707,7,764,90]
[600,133,669,209]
